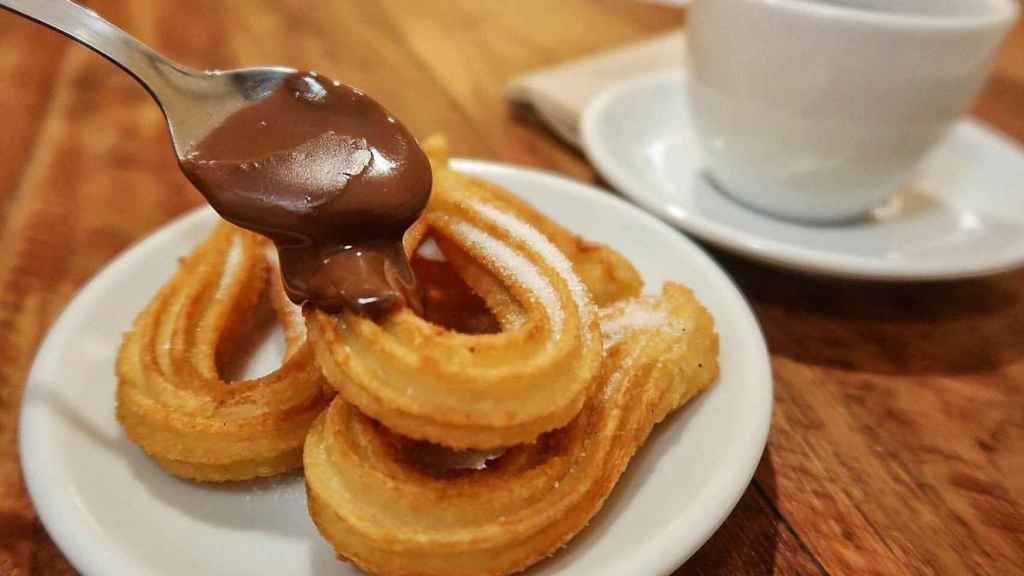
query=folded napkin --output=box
[505,31,686,147]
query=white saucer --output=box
[581,70,1024,281]
[19,159,772,576]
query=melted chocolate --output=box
[411,254,500,334]
[181,71,432,317]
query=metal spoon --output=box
[0,0,295,157]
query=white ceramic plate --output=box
[581,70,1024,281]
[19,159,771,576]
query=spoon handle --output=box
[0,0,198,104]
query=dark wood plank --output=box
[0,12,72,245]
[369,0,681,179]
[677,455,828,576]
[0,1,217,573]
[725,252,1024,575]
[0,8,74,576]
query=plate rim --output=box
[19,158,772,576]
[580,68,1024,282]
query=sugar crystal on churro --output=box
[453,220,565,334]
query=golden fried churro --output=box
[304,283,718,576]
[307,173,603,449]
[116,224,332,481]
[421,135,643,306]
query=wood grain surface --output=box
[0,1,1021,575]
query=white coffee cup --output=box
[687,0,1019,222]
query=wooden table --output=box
[1,2,1021,574]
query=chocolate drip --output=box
[411,254,500,335]
[181,71,431,317]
